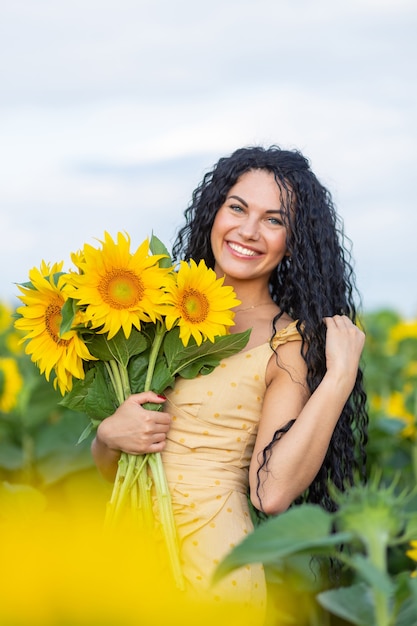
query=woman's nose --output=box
[238,218,260,240]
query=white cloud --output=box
[1,1,416,317]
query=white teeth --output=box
[229,242,258,256]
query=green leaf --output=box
[50,271,67,287]
[33,410,96,484]
[149,233,173,268]
[395,572,417,626]
[178,360,217,379]
[77,420,100,444]
[0,441,24,470]
[60,297,77,334]
[317,583,375,626]
[60,369,96,413]
[20,377,62,430]
[128,353,149,393]
[408,574,417,604]
[213,504,351,583]
[84,366,117,418]
[15,279,35,290]
[165,328,251,377]
[264,552,327,590]
[402,512,417,541]
[396,599,417,626]
[395,576,417,626]
[342,553,394,595]
[128,351,175,395]
[149,358,175,394]
[34,410,91,458]
[36,446,95,485]
[88,328,147,366]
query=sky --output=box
[1,0,416,317]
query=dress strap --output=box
[271,320,302,350]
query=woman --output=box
[91,146,367,616]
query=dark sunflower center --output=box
[181,289,209,323]
[45,301,69,346]
[98,269,145,309]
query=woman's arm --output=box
[249,315,365,515]
[91,391,172,481]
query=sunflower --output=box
[0,302,23,355]
[407,540,417,577]
[14,261,95,395]
[164,259,240,346]
[0,357,23,413]
[66,232,172,339]
[0,302,12,333]
[70,247,85,270]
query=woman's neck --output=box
[232,286,274,311]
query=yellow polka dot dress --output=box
[162,321,301,615]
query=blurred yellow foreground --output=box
[0,478,264,626]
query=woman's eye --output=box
[230,204,244,213]
[267,217,283,226]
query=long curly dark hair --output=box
[172,145,368,513]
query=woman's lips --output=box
[227,241,262,257]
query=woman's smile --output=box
[227,241,263,258]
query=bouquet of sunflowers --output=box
[14,232,250,589]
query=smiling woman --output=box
[91,145,368,620]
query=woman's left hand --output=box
[323,315,365,390]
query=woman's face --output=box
[210,169,289,283]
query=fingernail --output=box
[157,394,166,400]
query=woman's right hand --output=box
[96,391,172,456]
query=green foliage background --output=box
[1,303,417,625]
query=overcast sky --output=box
[1,0,416,317]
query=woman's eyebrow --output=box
[228,194,248,207]
[266,208,286,216]
[227,194,285,215]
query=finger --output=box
[152,430,167,441]
[150,420,171,433]
[148,440,166,452]
[129,391,167,405]
[324,315,351,328]
[141,416,171,436]
[145,411,172,426]
[323,316,337,328]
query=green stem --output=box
[367,532,391,626]
[110,359,131,401]
[148,452,185,590]
[130,475,139,524]
[104,360,126,405]
[104,323,184,589]
[20,432,35,484]
[105,452,137,529]
[104,360,133,529]
[136,456,154,530]
[117,362,132,399]
[144,322,166,392]
[143,323,184,589]
[104,362,119,400]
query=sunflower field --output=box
[1,297,417,626]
